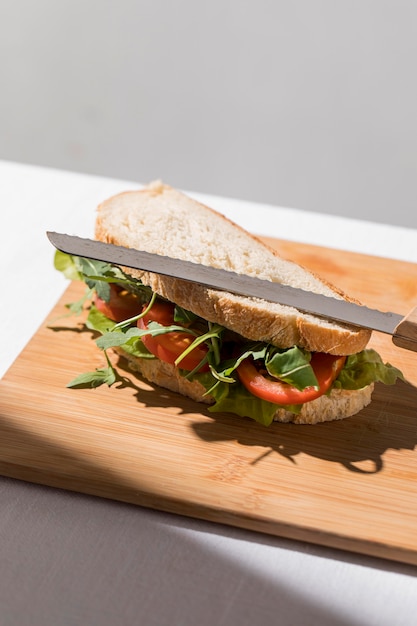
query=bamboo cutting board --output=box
[1,238,417,565]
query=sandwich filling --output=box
[55,251,404,426]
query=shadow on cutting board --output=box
[112,356,417,475]
[191,379,417,474]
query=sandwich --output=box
[54,181,403,425]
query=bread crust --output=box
[95,183,371,356]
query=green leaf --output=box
[335,349,405,390]
[209,342,267,381]
[67,349,118,389]
[265,346,318,390]
[86,306,116,334]
[120,337,154,359]
[75,257,113,301]
[146,321,198,336]
[65,287,94,316]
[174,306,198,325]
[54,250,82,281]
[67,365,117,389]
[196,372,301,426]
[56,254,138,302]
[96,327,142,350]
[86,306,154,358]
[174,325,223,368]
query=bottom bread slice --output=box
[117,350,374,425]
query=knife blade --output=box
[47,231,417,352]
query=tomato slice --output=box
[137,301,209,372]
[94,284,142,322]
[236,352,346,405]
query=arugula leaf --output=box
[174,306,198,325]
[120,337,154,359]
[265,346,318,390]
[67,367,117,389]
[175,324,224,369]
[208,342,267,383]
[74,257,116,301]
[67,351,117,388]
[55,251,153,302]
[65,287,94,316]
[86,306,116,334]
[96,326,142,350]
[146,321,199,337]
[86,307,154,358]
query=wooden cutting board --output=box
[1,238,417,565]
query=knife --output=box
[47,231,417,352]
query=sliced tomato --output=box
[137,300,209,372]
[237,352,346,405]
[94,284,142,322]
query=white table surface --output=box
[1,159,417,626]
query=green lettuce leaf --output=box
[54,250,82,281]
[195,372,301,426]
[334,349,404,390]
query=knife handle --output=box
[392,306,417,352]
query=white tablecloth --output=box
[1,160,417,626]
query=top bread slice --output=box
[95,181,371,355]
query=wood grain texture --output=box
[1,238,417,565]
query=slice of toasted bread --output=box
[95,181,370,355]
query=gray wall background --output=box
[1,0,417,228]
